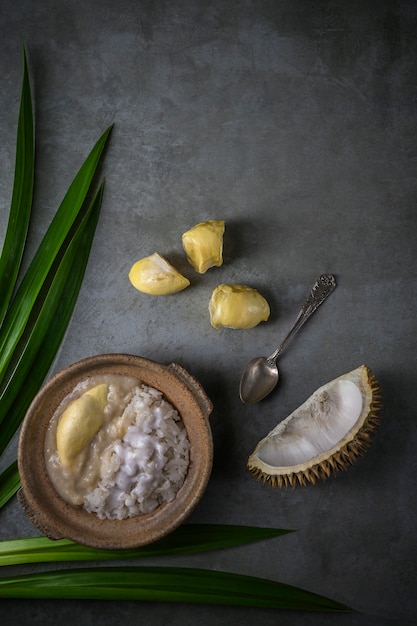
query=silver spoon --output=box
[239,274,336,403]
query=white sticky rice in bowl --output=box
[45,376,190,521]
[84,384,190,520]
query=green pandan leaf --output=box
[0,524,294,565]
[0,461,20,508]
[0,123,112,387]
[0,565,352,611]
[0,46,34,327]
[0,182,104,456]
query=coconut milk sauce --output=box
[44,374,141,505]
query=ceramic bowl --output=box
[18,353,213,549]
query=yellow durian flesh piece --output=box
[209,284,270,329]
[129,252,190,295]
[56,383,109,468]
[182,220,225,274]
[248,365,382,487]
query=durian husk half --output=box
[248,365,382,488]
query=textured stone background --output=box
[0,1,416,624]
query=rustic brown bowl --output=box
[18,353,213,550]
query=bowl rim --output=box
[18,353,213,549]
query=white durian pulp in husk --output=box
[248,365,381,487]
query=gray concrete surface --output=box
[0,1,416,624]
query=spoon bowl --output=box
[239,357,279,404]
[239,275,336,404]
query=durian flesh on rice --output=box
[248,365,382,488]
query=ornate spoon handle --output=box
[267,274,336,364]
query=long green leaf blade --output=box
[0,525,294,566]
[0,461,20,508]
[0,182,104,456]
[0,566,352,610]
[0,125,112,385]
[0,181,104,418]
[0,46,34,326]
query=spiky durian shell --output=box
[247,365,382,488]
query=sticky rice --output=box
[45,376,190,520]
